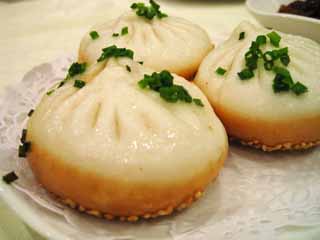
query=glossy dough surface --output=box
[79,12,213,78]
[195,22,320,150]
[27,58,228,218]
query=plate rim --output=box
[246,0,320,25]
[0,174,69,240]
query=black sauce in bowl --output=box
[279,0,320,20]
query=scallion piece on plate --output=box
[2,171,18,184]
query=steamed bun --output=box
[26,57,228,220]
[79,10,213,79]
[195,22,320,151]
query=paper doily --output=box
[0,56,320,240]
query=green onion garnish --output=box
[273,47,288,58]
[121,26,128,36]
[256,35,267,46]
[267,31,281,47]
[237,31,307,95]
[159,85,192,103]
[138,61,144,65]
[131,0,168,20]
[46,62,87,96]
[27,109,34,117]
[97,45,134,62]
[193,98,204,107]
[126,65,131,72]
[20,129,27,143]
[239,32,245,40]
[58,81,65,88]
[89,31,100,40]
[112,33,119,37]
[273,73,292,93]
[2,171,18,184]
[280,55,290,66]
[74,80,86,89]
[264,61,274,71]
[263,51,274,62]
[138,70,173,90]
[272,66,307,94]
[46,89,55,96]
[18,142,31,158]
[67,62,87,78]
[291,82,308,95]
[138,70,203,107]
[238,68,254,80]
[216,67,227,75]
[272,66,292,79]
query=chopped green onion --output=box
[263,51,274,62]
[291,82,308,95]
[239,32,245,40]
[27,109,34,117]
[126,65,131,72]
[272,66,292,80]
[243,40,263,71]
[112,33,119,37]
[249,41,260,52]
[264,61,274,71]
[245,54,259,70]
[216,67,227,75]
[238,68,254,80]
[280,55,290,66]
[193,98,204,107]
[18,142,31,158]
[267,31,281,47]
[2,171,18,184]
[138,70,202,106]
[131,0,168,20]
[47,62,87,95]
[273,47,288,58]
[272,66,307,94]
[139,70,173,91]
[138,61,144,65]
[237,32,306,95]
[159,86,180,103]
[138,77,149,89]
[67,62,87,78]
[263,48,290,66]
[74,80,86,89]
[256,35,267,46]
[46,89,55,96]
[20,129,27,143]
[121,26,128,36]
[273,74,292,92]
[97,45,134,62]
[160,85,192,103]
[58,81,65,88]
[89,31,99,40]
[272,66,294,93]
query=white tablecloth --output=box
[1,1,319,239]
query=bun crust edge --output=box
[27,139,228,221]
[214,105,320,151]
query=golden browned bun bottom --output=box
[28,141,227,221]
[215,105,320,151]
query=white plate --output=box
[1,2,320,240]
[1,57,320,240]
[246,0,320,42]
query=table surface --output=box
[0,0,319,239]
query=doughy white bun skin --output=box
[195,21,320,151]
[79,11,213,79]
[26,58,228,220]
